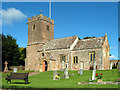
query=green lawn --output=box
[2,69,119,88]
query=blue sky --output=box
[1,2,118,60]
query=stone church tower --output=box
[25,13,54,70]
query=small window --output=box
[42,53,44,56]
[89,51,95,62]
[46,25,49,31]
[60,54,66,62]
[32,25,35,31]
[73,56,78,64]
[91,54,92,61]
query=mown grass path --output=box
[2,69,118,88]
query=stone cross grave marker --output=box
[92,61,96,80]
[53,70,58,80]
[14,68,17,73]
[4,61,9,72]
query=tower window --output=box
[46,25,49,31]
[32,25,35,31]
[73,56,78,64]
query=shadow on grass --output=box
[10,82,31,84]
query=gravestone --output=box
[92,62,96,80]
[4,61,9,73]
[110,63,112,69]
[78,69,83,75]
[63,68,69,79]
[53,70,58,80]
[20,65,22,70]
[80,69,83,75]
[14,68,17,73]
[61,61,64,70]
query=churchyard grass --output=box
[2,69,118,88]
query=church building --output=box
[25,13,110,72]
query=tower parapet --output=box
[27,14,54,25]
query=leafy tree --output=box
[2,34,21,71]
[19,47,26,66]
[83,36,95,39]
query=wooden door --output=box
[42,61,45,71]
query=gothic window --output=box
[32,25,35,31]
[60,54,66,62]
[46,25,49,31]
[73,56,78,64]
[89,51,95,62]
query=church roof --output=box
[44,35,77,50]
[38,35,106,52]
[73,36,105,50]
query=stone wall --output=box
[25,43,44,71]
[71,48,103,70]
[36,48,103,72]
[26,44,109,71]
[102,35,110,70]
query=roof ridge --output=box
[81,36,104,41]
[46,35,78,42]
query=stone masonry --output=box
[25,13,110,72]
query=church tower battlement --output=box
[27,14,54,45]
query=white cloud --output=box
[0,8,27,25]
[110,55,116,60]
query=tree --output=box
[83,36,95,39]
[2,34,21,71]
[19,47,26,66]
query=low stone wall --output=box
[9,65,25,71]
[78,81,118,85]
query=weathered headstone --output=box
[110,63,112,69]
[78,69,83,75]
[92,62,96,80]
[20,65,22,70]
[53,70,58,80]
[4,61,9,73]
[14,68,17,73]
[80,69,83,75]
[63,68,69,79]
[61,61,64,70]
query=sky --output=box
[1,2,118,60]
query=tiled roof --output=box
[39,35,77,51]
[73,37,105,50]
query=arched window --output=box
[73,56,78,64]
[89,51,95,62]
